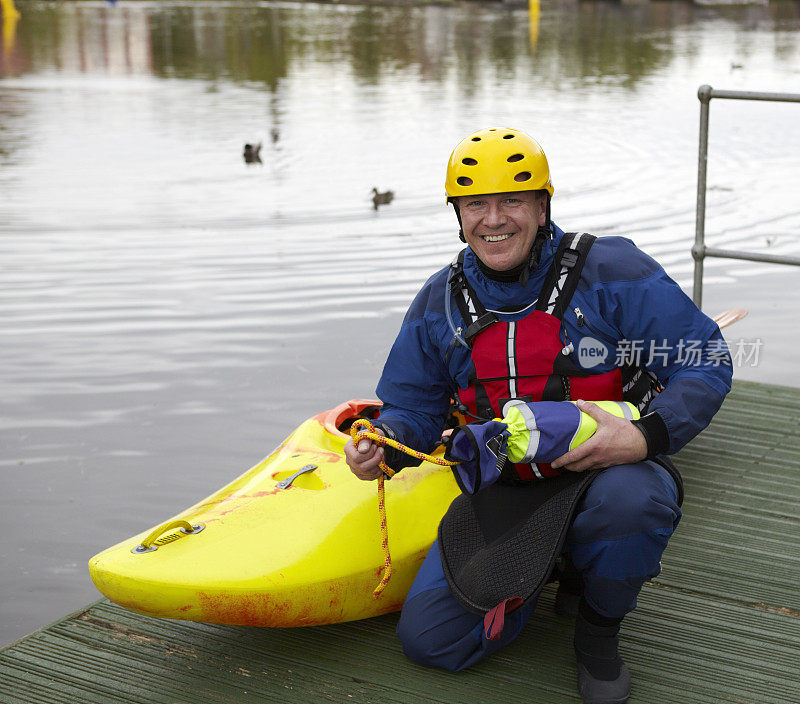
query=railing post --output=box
[693,84,713,309]
[691,85,800,310]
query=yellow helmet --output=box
[445,127,554,200]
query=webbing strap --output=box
[536,232,597,320]
[449,250,498,345]
[484,597,524,641]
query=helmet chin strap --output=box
[452,202,467,243]
[519,195,552,286]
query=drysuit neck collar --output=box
[473,227,549,285]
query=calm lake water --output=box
[1,0,799,646]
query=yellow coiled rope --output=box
[349,418,458,598]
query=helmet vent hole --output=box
[503,134,515,139]
[462,158,478,166]
[471,137,481,142]
[457,177,474,187]
[507,154,524,163]
[514,171,531,182]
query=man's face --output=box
[455,191,546,272]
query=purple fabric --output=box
[446,421,508,494]
[523,401,582,462]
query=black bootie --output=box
[573,599,631,704]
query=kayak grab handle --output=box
[131,520,205,554]
[276,464,318,489]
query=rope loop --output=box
[348,418,457,598]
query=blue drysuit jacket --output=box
[375,224,732,468]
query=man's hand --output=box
[344,427,387,481]
[550,400,648,472]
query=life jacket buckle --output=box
[449,263,468,291]
[560,249,579,269]
[465,313,499,341]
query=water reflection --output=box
[1,0,20,61]
[4,1,800,86]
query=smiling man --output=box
[458,190,546,272]
[345,127,732,704]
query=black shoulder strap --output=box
[535,232,596,320]
[449,249,499,345]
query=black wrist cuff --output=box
[632,411,670,459]
[378,423,423,474]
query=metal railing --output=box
[693,84,800,308]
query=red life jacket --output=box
[450,233,659,481]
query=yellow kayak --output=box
[88,400,460,627]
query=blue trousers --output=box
[396,461,681,672]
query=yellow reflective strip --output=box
[503,406,531,463]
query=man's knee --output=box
[397,587,536,672]
[396,589,480,672]
[573,462,680,541]
[396,606,458,671]
[395,596,436,667]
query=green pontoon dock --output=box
[2,380,799,703]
